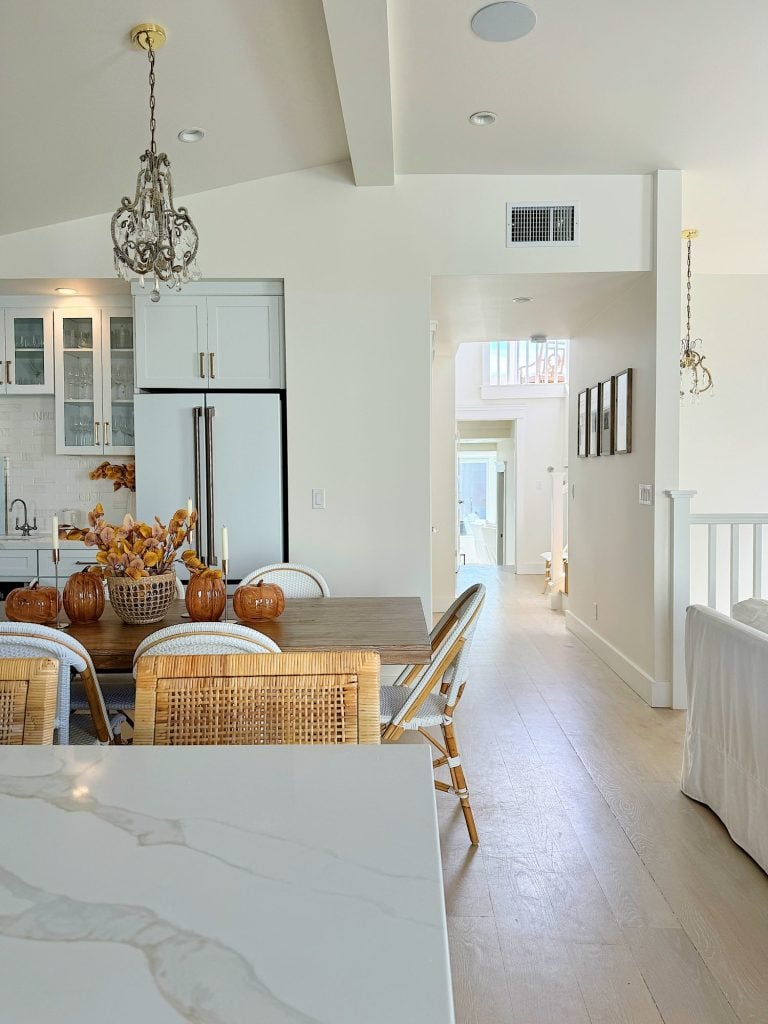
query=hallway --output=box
[439,567,768,1023]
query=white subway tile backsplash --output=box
[2,396,134,531]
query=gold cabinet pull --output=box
[94,421,100,446]
[104,421,110,446]
[209,352,216,379]
[199,352,206,378]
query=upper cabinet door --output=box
[3,309,54,395]
[102,310,135,456]
[135,295,207,390]
[206,296,284,389]
[54,310,105,455]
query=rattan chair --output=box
[132,621,281,678]
[380,584,486,844]
[240,563,330,598]
[0,657,59,744]
[134,650,381,745]
[0,623,118,744]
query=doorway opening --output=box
[457,420,515,567]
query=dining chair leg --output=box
[441,716,478,845]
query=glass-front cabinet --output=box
[2,309,54,395]
[54,307,134,456]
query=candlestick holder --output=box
[222,558,229,621]
[52,549,68,629]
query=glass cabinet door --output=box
[3,309,54,394]
[103,311,135,455]
[54,311,103,454]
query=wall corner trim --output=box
[565,610,672,708]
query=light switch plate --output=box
[639,483,654,506]
[312,488,325,510]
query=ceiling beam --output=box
[322,0,394,186]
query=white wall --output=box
[0,164,654,609]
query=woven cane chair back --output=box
[134,651,380,746]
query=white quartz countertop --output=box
[0,537,91,551]
[0,744,454,1024]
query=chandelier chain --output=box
[145,33,157,156]
[684,237,692,348]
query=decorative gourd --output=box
[5,582,62,625]
[185,574,226,622]
[63,569,105,624]
[233,579,286,622]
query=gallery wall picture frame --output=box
[588,384,600,457]
[615,368,633,454]
[600,376,615,456]
[577,389,588,458]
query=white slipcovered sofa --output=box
[682,603,768,873]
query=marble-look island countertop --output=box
[0,745,454,1023]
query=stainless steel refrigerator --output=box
[134,393,285,580]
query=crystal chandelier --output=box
[111,24,200,302]
[680,228,713,403]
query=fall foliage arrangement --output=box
[89,461,136,492]
[61,504,204,580]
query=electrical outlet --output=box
[593,602,598,621]
[311,488,325,510]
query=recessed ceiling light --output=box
[55,287,78,295]
[513,296,532,303]
[471,2,537,43]
[177,127,205,143]
[469,111,497,126]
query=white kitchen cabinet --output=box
[2,309,54,395]
[0,548,39,583]
[54,307,135,456]
[134,284,284,390]
[38,547,98,582]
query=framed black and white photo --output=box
[600,376,615,456]
[615,368,633,454]
[588,384,600,457]
[577,389,588,458]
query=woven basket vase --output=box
[106,570,177,625]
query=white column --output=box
[668,490,696,710]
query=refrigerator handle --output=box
[193,407,203,560]
[204,405,216,565]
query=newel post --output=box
[667,490,696,710]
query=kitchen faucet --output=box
[9,498,37,537]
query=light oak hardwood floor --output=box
[430,567,768,1024]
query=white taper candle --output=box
[52,515,59,551]
[187,498,193,519]
[221,525,229,563]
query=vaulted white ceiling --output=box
[1,1,766,237]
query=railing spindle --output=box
[754,524,763,599]
[730,524,740,610]
[707,525,717,608]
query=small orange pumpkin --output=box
[185,574,226,622]
[6,582,62,625]
[233,579,286,622]
[63,569,105,624]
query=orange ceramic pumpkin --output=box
[63,569,105,624]
[6,582,62,625]
[233,579,286,622]
[185,574,226,622]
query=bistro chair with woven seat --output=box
[132,621,281,676]
[0,623,119,744]
[379,583,485,845]
[240,563,330,598]
[133,650,381,745]
[0,657,59,744]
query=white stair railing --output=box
[668,490,768,709]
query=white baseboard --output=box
[517,563,545,575]
[565,611,672,708]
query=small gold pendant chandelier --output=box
[680,229,713,403]
[111,24,200,302]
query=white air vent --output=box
[506,204,579,247]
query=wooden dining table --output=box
[1,596,432,673]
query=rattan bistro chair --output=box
[133,651,381,745]
[132,621,281,675]
[380,584,486,845]
[0,657,59,744]
[240,563,331,598]
[0,623,117,744]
